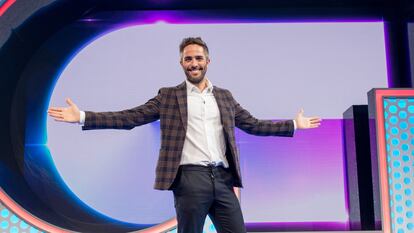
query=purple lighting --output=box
[238,120,349,230]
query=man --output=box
[48,37,321,233]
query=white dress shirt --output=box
[180,79,229,167]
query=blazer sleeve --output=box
[82,89,162,130]
[229,90,295,137]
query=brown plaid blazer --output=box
[82,82,294,190]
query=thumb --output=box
[66,98,75,107]
[298,108,304,115]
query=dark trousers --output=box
[172,165,246,233]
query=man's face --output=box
[180,44,210,85]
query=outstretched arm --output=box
[48,98,81,123]
[47,89,162,130]
[231,92,321,136]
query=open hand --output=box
[47,98,80,123]
[295,108,321,129]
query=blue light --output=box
[395,183,402,190]
[407,105,414,113]
[10,214,19,224]
[0,220,9,229]
[398,100,407,108]
[394,172,401,179]
[398,111,407,119]
[393,160,401,168]
[10,226,19,233]
[1,209,9,218]
[401,144,409,151]
[389,105,398,113]
[399,121,408,129]
[20,221,29,229]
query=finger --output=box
[48,112,63,119]
[54,118,68,122]
[310,123,321,128]
[66,98,74,106]
[51,115,65,120]
[48,107,63,112]
[48,111,62,116]
[47,111,63,117]
[309,117,321,121]
[310,116,321,119]
[310,118,322,123]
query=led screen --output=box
[46,21,388,227]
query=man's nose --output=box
[190,60,198,68]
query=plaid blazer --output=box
[82,81,294,190]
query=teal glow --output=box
[1,209,9,218]
[393,160,401,168]
[401,144,409,151]
[398,100,407,108]
[10,226,18,233]
[0,220,9,229]
[399,121,408,129]
[389,105,398,113]
[407,105,414,113]
[395,183,402,190]
[10,214,19,224]
[398,111,407,119]
[20,221,29,229]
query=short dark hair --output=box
[179,37,209,59]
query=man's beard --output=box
[185,67,207,84]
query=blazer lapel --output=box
[176,81,188,131]
[213,87,230,131]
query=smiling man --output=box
[181,43,209,84]
[48,37,321,233]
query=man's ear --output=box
[207,58,211,64]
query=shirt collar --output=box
[185,78,214,94]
